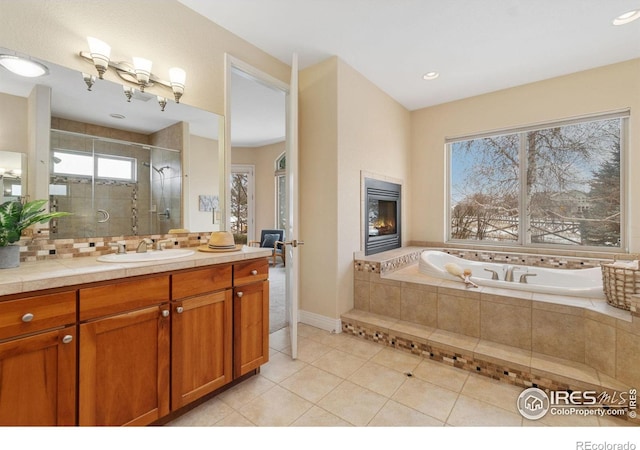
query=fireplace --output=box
[364,178,401,255]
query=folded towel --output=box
[612,260,639,269]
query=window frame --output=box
[52,149,137,183]
[445,110,629,252]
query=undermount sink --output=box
[97,249,195,263]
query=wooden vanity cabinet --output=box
[78,275,170,426]
[0,291,77,426]
[170,265,233,410]
[233,259,269,377]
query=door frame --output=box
[223,54,290,232]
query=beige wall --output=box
[410,58,640,252]
[300,57,340,320]
[0,93,28,153]
[0,0,289,116]
[299,57,412,320]
[231,141,285,241]
[187,135,220,232]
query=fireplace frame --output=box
[364,178,401,255]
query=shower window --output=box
[447,111,627,250]
[53,150,136,182]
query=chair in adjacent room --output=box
[248,229,285,266]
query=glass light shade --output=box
[132,57,152,85]
[87,37,111,78]
[169,67,186,102]
[169,67,186,86]
[613,10,640,25]
[0,55,49,77]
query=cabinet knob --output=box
[236,292,243,298]
[176,306,184,314]
[22,313,34,323]
[251,269,258,275]
[62,335,73,344]
[161,310,170,318]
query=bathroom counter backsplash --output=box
[0,244,272,297]
[16,231,218,263]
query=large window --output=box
[448,112,627,249]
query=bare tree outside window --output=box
[230,172,248,242]
[449,116,623,248]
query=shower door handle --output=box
[97,209,110,223]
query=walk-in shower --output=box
[49,129,182,238]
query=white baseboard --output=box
[298,309,342,333]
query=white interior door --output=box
[285,53,300,359]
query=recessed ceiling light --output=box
[109,113,126,119]
[613,9,640,25]
[0,54,49,77]
[423,71,439,80]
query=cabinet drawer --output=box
[233,259,269,287]
[0,291,76,341]
[172,265,232,299]
[79,275,169,321]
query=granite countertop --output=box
[0,246,273,296]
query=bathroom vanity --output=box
[0,247,271,426]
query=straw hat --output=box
[197,231,242,252]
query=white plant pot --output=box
[0,245,20,269]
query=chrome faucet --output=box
[109,242,126,254]
[136,238,153,253]
[155,239,173,251]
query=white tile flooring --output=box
[166,324,635,429]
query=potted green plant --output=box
[0,199,70,269]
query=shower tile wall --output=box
[49,118,184,238]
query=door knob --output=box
[176,306,184,314]
[284,239,305,248]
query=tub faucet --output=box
[504,265,517,282]
[136,238,153,253]
[484,268,499,280]
[519,273,537,284]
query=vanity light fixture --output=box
[0,54,49,77]
[157,96,167,112]
[169,67,186,103]
[83,72,96,91]
[423,71,440,80]
[613,9,640,25]
[87,37,111,79]
[123,86,134,102]
[80,36,187,109]
[132,57,152,92]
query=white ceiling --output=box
[180,0,640,111]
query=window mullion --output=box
[519,133,528,246]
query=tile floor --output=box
[166,324,634,428]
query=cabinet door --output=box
[233,280,269,377]
[171,290,232,410]
[79,304,170,426]
[0,326,76,426]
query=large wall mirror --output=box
[0,46,223,238]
